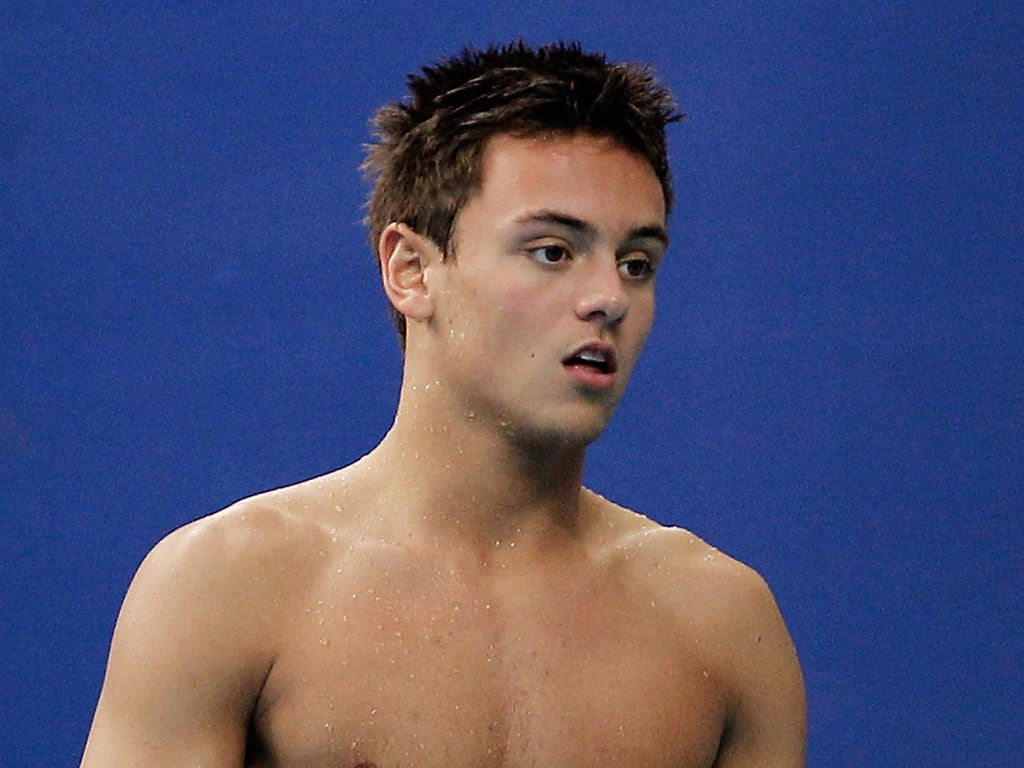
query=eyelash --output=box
[618,257,655,280]
[527,244,571,265]
[526,244,657,281]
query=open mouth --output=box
[563,345,618,374]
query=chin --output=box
[512,414,612,452]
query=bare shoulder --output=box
[81,473,357,767]
[108,477,351,688]
[596,498,806,766]
[129,480,337,620]
[592,498,786,639]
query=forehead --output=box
[465,132,666,230]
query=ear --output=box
[378,222,441,325]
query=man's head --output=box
[363,41,681,343]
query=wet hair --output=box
[363,40,682,342]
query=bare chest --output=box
[250,559,726,768]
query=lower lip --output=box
[563,363,617,390]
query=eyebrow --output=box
[513,210,669,248]
[630,224,670,249]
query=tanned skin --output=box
[81,133,806,768]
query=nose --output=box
[573,259,629,327]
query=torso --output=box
[220,475,736,768]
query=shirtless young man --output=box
[81,42,806,768]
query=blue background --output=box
[2,2,1022,766]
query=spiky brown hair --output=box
[363,41,682,343]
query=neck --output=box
[365,374,591,552]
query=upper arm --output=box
[712,567,807,768]
[80,517,277,768]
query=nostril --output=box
[598,299,628,325]
[576,293,628,326]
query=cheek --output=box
[638,296,655,338]
[440,282,524,359]
[442,269,563,358]
[496,285,564,350]
[473,279,545,329]
[622,296,656,363]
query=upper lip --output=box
[562,342,618,374]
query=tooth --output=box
[578,350,604,363]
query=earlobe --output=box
[378,223,437,324]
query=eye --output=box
[527,244,572,266]
[618,255,655,280]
